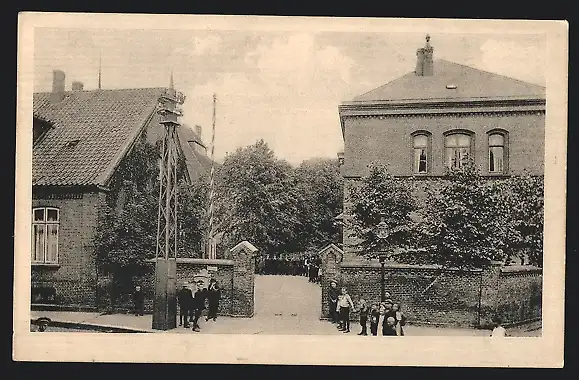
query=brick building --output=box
[31,70,211,308]
[337,35,546,261]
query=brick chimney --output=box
[50,70,66,103]
[195,125,202,139]
[72,81,84,91]
[415,35,434,76]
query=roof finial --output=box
[98,51,102,90]
[169,70,174,90]
[425,34,431,48]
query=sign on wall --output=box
[207,266,218,272]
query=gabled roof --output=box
[350,59,545,103]
[177,125,213,182]
[33,87,165,187]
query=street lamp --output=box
[376,216,389,302]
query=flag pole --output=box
[206,93,217,259]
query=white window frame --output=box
[412,132,431,174]
[32,207,60,265]
[487,129,508,174]
[444,130,474,170]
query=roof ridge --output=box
[435,58,546,89]
[33,86,167,95]
[352,69,416,101]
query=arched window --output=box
[445,131,473,169]
[412,133,430,174]
[32,207,59,264]
[488,130,508,174]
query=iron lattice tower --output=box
[155,81,184,261]
[152,75,185,330]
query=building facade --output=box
[31,70,211,308]
[337,36,546,261]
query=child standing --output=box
[337,287,355,333]
[357,298,369,335]
[392,302,407,336]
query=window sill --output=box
[483,173,510,178]
[31,263,60,268]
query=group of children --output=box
[329,280,407,336]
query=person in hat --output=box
[177,282,193,328]
[383,299,396,322]
[383,316,398,336]
[328,280,340,325]
[191,280,207,332]
[392,302,407,336]
[133,285,145,316]
[206,278,221,322]
[369,303,380,335]
[35,317,51,332]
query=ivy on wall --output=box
[94,132,206,308]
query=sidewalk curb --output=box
[31,318,154,333]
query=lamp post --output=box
[376,216,389,302]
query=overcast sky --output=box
[33,28,546,165]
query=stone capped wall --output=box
[320,245,542,328]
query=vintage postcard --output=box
[14,13,567,366]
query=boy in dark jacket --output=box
[133,285,145,316]
[177,282,193,327]
[205,278,221,322]
[191,281,207,332]
[328,280,340,324]
[357,298,369,335]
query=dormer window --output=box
[33,118,53,146]
[66,139,81,148]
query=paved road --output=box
[184,275,340,335]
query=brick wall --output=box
[231,243,257,317]
[320,249,542,328]
[107,244,257,318]
[127,259,235,315]
[497,266,542,325]
[342,112,545,178]
[31,191,105,308]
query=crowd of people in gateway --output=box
[255,254,322,283]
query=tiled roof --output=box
[33,88,165,187]
[351,59,546,103]
[177,125,213,182]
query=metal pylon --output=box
[152,78,186,331]
[155,88,181,261]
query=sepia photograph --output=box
[14,13,567,366]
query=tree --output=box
[497,173,544,267]
[293,158,343,252]
[94,137,206,307]
[212,139,301,256]
[411,160,508,269]
[347,164,416,259]
[178,177,209,257]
